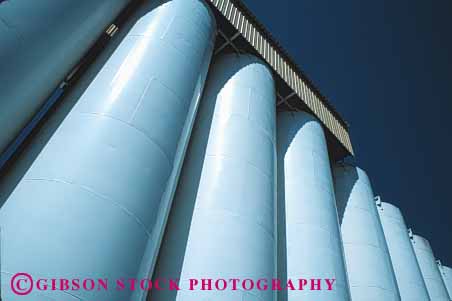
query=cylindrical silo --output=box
[277,112,351,301]
[0,0,216,300]
[437,261,452,299]
[411,234,450,300]
[377,201,431,300]
[0,0,133,154]
[333,165,400,300]
[150,53,276,301]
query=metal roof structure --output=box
[206,0,354,160]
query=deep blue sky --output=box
[243,0,452,262]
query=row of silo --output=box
[411,234,451,300]
[333,165,451,301]
[376,201,431,300]
[152,54,277,301]
[276,112,351,301]
[334,166,400,300]
[1,0,217,300]
[0,1,450,301]
[438,261,452,299]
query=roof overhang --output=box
[205,0,354,161]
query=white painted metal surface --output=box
[377,202,431,300]
[151,53,277,301]
[437,261,452,300]
[333,165,401,300]
[0,1,216,300]
[0,0,132,154]
[412,234,450,300]
[277,111,351,301]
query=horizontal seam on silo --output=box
[194,205,274,239]
[44,288,84,301]
[196,196,273,217]
[344,205,373,213]
[424,276,443,280]
[205,154,273,178]
[350,284,398,293]
[211,112,276,142]
[287,222,336,235]
[342,241,381,249]
[23,178,152,238]
[405,280,430,287]
[391,246,416,253]
[77,112,172,167]
[46,289,83,301]
[380,214,404,224]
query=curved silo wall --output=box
[277,111,351,301]
[333,165,400,300]
[411,234,450,300]
[150,53,277,301]
[0,0,133,155]
[0,0,216,300]
[377,202,431,300]
[437,262,452,300]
